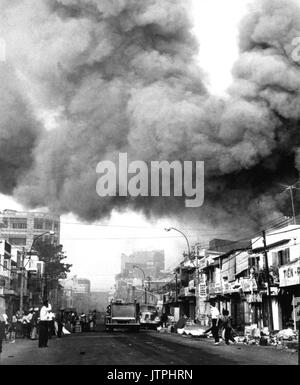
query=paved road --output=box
[0,330,297,365]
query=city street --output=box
[0,330,297,365]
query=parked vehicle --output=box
[105,300,140,332]
[139,304,160,329]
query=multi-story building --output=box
[115,250,166,305]
[0,209,60,250]
[0,239,12,316]
[0,239,25,317]
[162,227,300,333]
[60,276,91,313]
[0,209,62,315]
[121,250,165,279]
[250,224,300,331]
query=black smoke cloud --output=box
[0,64,40,194]
[0,0,300,235]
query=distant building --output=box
[0,209,60,249]
[60,276,91,313]
[121,250,165,279]
[115,250,166,305]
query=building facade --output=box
[161,229,300,333]
[0,209,60,249]
[60,276,91,313]
[115,250,167,306]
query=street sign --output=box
[279,260,300,287]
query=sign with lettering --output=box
[199,284,207,298]
[247,293,263,303]
[279,260,300,287]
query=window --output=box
[45,220,52,230]
[54,222,59,231]
[36,263,43,277]
[34,219,44,230]
[272,252,278,267]
[11,218,27,229]
[9,237,26,246]
[4,241,11,254]
[278,249,290,266]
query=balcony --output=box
[178,287,195,298]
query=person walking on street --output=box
[204,302,220,345]
[160,312,168,328]
[9,314,17,343]
[56,310,64,338]
[27,309,34,339]
[92,310,97,332]
[22,311,30,339]
[39,300,51,348]
[222,310,236,345]
[0,313,6,358]
[48,310,55,339]
[30,309,39,340]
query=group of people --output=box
[1,302,78,347]
[204,302,236,345]
[2,308,43,342]
[61,310,97,333]
[1,303,98,354]
[160,302,236,346]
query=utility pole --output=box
[147,276,151,304]
[280,183,299,225]
[288,186,296,225]
[196,255,200,321]
[262,231,274,331]
[19,248,26,314]
[175,273,178,303]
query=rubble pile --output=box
[235,326,298,349]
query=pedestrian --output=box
[48,310,55,339]
[22,311,30,339]
[92,310,97,332]
[80,312,86,332]
[222,310,236,345]
[160,312,168,328]
[204,302,220,345]
[15,311,21,338]
[2,313,8,341]
[39,300,51,348]
[88,312,93,332]
[30,309,39,340]
[56,310,64,338]
[27,309,34,339]
[0,313,6,358]
[9,314,17,343]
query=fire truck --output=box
[104,299,140,332]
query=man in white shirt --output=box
[39,300,51,348]
[204,302,221,345]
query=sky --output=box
[0,0,252,291]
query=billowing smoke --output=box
[0,64,40,194]
[0,0,300,236]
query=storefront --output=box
[178,287,195,319]
[279,259,300,330]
